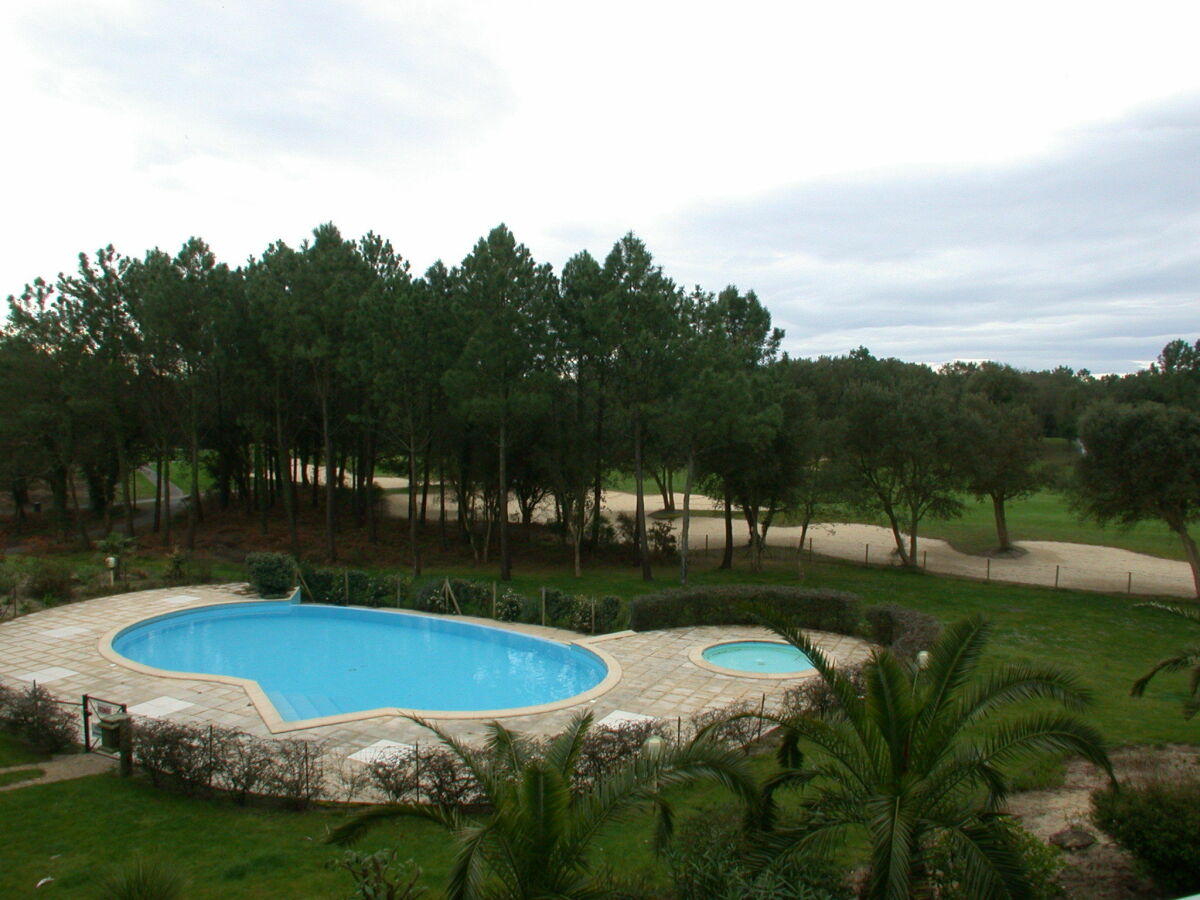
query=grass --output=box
[0,732,48,767]
[0,767,44,787]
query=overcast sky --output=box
[2,0,1197,373]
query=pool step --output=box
[271,691,345,721]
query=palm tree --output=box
[328,712,756,900]
[751,614,1112,900]
[1131,601,1200,716]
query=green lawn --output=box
[0,732,48,767]
[2,553,1197,896]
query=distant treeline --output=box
[2,222,1197,585]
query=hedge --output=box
[1092,779,1200,896]
[629,585,863,635]
[863,603,942,659]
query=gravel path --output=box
[0,752,113,792]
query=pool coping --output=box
[98,595,624,735]
[687,638,821,681]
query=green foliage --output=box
[569,594,622,634]
[298,567,409,608]
[926,818,1064,899]
[244,552,295,598]
[0,682,78,755]
[758,616,1112,900]
[336,849,427,900]
[1092,777,1200,895]
[95,854,187,900]
[863,603,942,659]
[666,806,850,900]
[22,557,74,604]
[329,712,758,900]
[629,585,861,633]
[1130,602,1200,717]
[494,588,523,622]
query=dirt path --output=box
[376,479,1196,598]
[0,753,113,792]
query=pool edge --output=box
[98,596,624,734]
[687,638,822,681]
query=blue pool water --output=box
[112,603,608,721]
[702,641,813,674]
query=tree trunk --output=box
[186,390,200,549]
[720,487,734,569]
[1170,521,1200,599]
[992,494,1011,551]
[153,452,162,533]
[420,452,431,526]
[274,391,298,556]
[408,441,421,576]
[680,451,695,585]
[321,390,336,561]
[438,457,448,550]
[590,391,605,549]
[163,457,173,546]
[67,466,90,550]
[634,418,652,581]
[499,417,511,581]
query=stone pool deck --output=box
[0,586,873,764]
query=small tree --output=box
[1074,401,1200,596]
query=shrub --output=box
[336,849,427,900]
[412,578,490,616]
[495,589,523,622]
[165,548,187,582]
[864,603,942,659]
[215,730,275,805]
[132,719,220,793]
[573,719,670,793]
[368,749,419,802]
[927,817,1063,899]
[297,567,408,608]
[266,738,327,809]
[541,588,575,626]
[417,746,482,807]
[781,666,866,719]
[22,558,74,605]
[690,700,766,754]
[667,806,850,900]
[1092,777,1200,895]
[569,595,622,635]
[95,854,186,900]
[0,682,78,754]
[648,519,677,557]
[629,586,862,634]
[245,552,295,598]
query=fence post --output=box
[1054,565,1060,589]
[986,558,990,583]
[1127,572,1132,594]
[756,693,766,741]
[705,534,709,552]
[922,550,927,569]
[808,537,813,562]
[590,596,596,634]
[864,544,869,567]
[343,569,350,604]
[541,588,546,626]
[81,694,91,752]
[492,583,497,618]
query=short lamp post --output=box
[104,556,118,585]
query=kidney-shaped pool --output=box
[110,602,612,723]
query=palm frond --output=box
[444,821,496,900]
[326,801,462,846]
[543,709,594,777]
[1131,650,1200,697]
[1135,601,1200,625]
[932,816,1031,900]
[975,713,1113,786]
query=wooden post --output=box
[1054,565,1060,589]
[590,596,596,634]
[492,582,497,618]
[808,537,813,562]
[1127,572,1132,594]
[541,587,546,626]
[986,558,990,582]
[922,550,927,569]
[343,569,350,605]
[864,544,869,567]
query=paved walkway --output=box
[0,586,871,773]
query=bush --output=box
[245,552,295,598]
[541,588,575,626]
[667,806,850,900]
[629,586,862,634]
[864,603,942,659]
[132,719,221,793]
[569,595,622,635]
[1092,778,1200,895]
[95,854,186,900]
[297,566,409,608]
[412,578,490,616]
[22,558,74,604]
[781,666,866,719]
[266,738,327,809]
[690,700,766,754]
[573,718,671,793]
[495,589,523,622]
[648,519,677,557]
[0,682,78,754]
[927,817,1063,899]
[336,849,426,900]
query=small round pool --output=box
[701,641,814,675]
[110,602,610,722]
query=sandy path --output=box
[376,478,1195,598]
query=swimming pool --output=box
[700,640,814,675]
[110,602,611,722]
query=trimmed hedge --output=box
[245,552,295,598]
[864,603,942,659]
[629,585,862,635]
